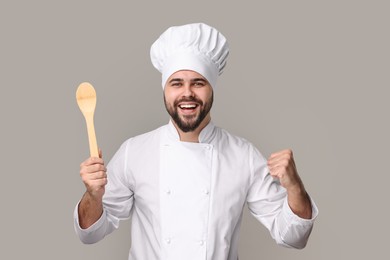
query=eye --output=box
[171,82,182,87]
[193,81,206,87]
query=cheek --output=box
[164,91,177,106]
[201,89,213,103]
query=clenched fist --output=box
[267,149,303,192]
[80,153,107,200]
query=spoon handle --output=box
[85,114,99,158]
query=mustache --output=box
[174,96,203,107]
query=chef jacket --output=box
[74,121,318,260]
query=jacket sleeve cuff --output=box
[73,201,107,244]
[282,194,319,223]
[277,195,319,249]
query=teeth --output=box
[179,104,197,109]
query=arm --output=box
[78,153,107,229]
[247,147,318,249]
[267,149,312,219]
[74,143,134,244]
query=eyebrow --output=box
[191,78,207,83]
[168,78,207,83]
[168,78,184,83]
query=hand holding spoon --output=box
[76,82,99,158]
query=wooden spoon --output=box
[76,82,99,158]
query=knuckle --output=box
[277,164,287,172]
[79,168,87,176]
[81,176,89,184]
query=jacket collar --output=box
[167,119,216,144]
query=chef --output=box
[74,23,318,260]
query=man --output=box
[74,23,318,260]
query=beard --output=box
[164,93,213,133]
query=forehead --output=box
[168,70,206,81]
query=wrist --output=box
[286,186,312,219]
[85,185,104,199]
[286,183,306,197]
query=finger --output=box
[86,178,108,190]
[86,163,106,173]
[269,164,289,178]
[268,151,294,167]
[268,161,291,177]
[80,162,106,175]
[87,171,107,180]
[81,165,107,177]
[267,165,280,177]
[80,157,105,167]
[81,170,107,183]
[89,156,104,165]
[267,156,289,167]
[268,168,281,180]
[268,149,293,160]
[267,157,291,170]
[269,156,297,172]
[84,164,107,176]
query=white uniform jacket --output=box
[74,121,318,260]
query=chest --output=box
[130,142,251,218]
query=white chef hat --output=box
[150,23,229,89]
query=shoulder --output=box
[214,126,267,159]
[121,125,165,150]
[214,126,255,150]
[212,126,262,163]
[215,126,268,173]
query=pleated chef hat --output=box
[150,23,229,89]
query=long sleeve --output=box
[246,146,318,249]
[74,140,135,244]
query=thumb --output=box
[99,148,103,159]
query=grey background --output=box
[1,0,389,259]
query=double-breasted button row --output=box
[164,238,206,247]
[164,189,209,195]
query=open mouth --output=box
[178,103,198,110]
[177,103,199,115]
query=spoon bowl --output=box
[76,82,96,114]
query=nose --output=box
[182,84,194,97]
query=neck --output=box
[172,115,211,143]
